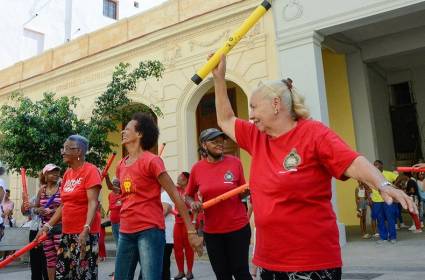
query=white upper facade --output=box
[0,0,167,70]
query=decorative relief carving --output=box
[282,0,303,21]
[242,22,263,49]
[189,30,230,51]
[162,39,182,69]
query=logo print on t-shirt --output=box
[63,178,82,192]
[224,171,234,182]
[122,178,133,193]
[283,148,301,170]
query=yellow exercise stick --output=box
[191,1,272,85]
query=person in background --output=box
[247,201,257,278]
[404,174,422,233]
[1,188,15,259]
[0,166,7,242]
[21,192,49,280]
[161,189,175,280]
[174,172,195,280]
[2,189,15,228]
[34,164,62,280]
[392,177,408,230]
[105,174,122,278]
[98,204,107,262]
[105,175,122,247]
[372,160,398,244]
[415,172,425,224]
[355,181,370,239]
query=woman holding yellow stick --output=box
[211,55,416,280]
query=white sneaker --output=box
[374,233,380,237]
[413,229,423,233]
[400,223,409,229]
[408,225,416,231]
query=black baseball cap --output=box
[199,128,225,143]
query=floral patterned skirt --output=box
[56,233,99,280]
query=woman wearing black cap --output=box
[185,128,252,280]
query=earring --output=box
[274,109,279,115]
[78,157,80,161]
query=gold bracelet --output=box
[187,230,197,234]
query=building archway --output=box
[179,77,251,179]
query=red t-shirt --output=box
[116,152,166,234]
[185,155,249,234]
[235,118,359,272]
[60,162,102,234]
[175,187,192,224]
[108,192,122,224]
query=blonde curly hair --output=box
[256,79,310,120]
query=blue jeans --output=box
[374,202,397,240]
[112,223,120,247]
[114,228,165,280]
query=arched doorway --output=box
[195,81,249,163]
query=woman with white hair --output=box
[211,55,416,280]
[38,135,101,280]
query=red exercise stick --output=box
[0,233,48,269]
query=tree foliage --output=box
[0,60,164,176]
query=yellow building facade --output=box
[0,0,359,226]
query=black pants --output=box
[29,230,49,280]
[162,243,173,280]
[204,224,252,280]
[260,267,342,280]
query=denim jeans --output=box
[111,223,120,247]
[114,228,165,280]
[374,202,396,240]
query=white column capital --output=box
[276,30,324,51]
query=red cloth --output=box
[116,152,166,234]
[60,162,102,234]
[185,155,248,234]
[175,187,193,224]
[99,226,106,258]
[173,222,194,273]
[235,118,359,272]
[108,192,122,224]
[409,211,421,230]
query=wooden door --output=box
[196,88,239,157]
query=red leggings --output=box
[99,226,106,258]
[409,211,421,230]
[173,223,194,273]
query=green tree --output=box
[0,60,164,176]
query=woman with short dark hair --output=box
[114,112,203,280]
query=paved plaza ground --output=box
[1,229,424,279]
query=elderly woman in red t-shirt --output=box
[38,135,102,280]
[211,55,416,280]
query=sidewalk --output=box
[1,229,424,279]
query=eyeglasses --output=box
[206,139,225,146]
[60,146,79,153]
